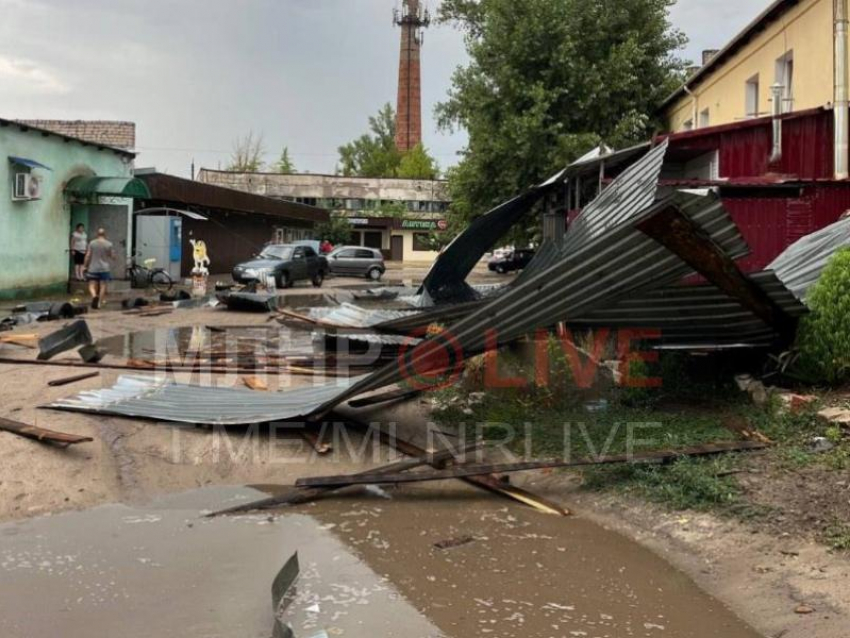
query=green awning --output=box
[65,176,151,199]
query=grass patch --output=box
[825,521,850,552]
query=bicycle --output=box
[126,253,174,293]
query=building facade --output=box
[662,0,839,135]
[196,170,450,263]
[0,118,141,299]
[135,171,329,278]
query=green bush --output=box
[794,248,850,385]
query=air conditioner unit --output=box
[12,173,42,201]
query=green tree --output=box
[315,216,353,246]
[227,131,265,172]
[437,0,687,230]
[793,248,850,384]
[277,146,296,173]
[338,103,402,177]
[398,142,440,180]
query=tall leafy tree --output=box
[338,104,440,179]
[338,103,402,177]
[277,146,296,173]
[397,142,440,180]
[438,0,686,227]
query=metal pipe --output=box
[770,83,784,164]
[683,85,698,129]
[835,0,849,179]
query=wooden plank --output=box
[242,376,269,391]
[0,334,39,349]
[296,441,768,488]
[0,416,93,447]
[208,441,482,517]
[340,417,569,517]
[47,371,101,387]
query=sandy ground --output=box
[0,272,848,638]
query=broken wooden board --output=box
[0,333,38,349]
[47,371,101,387]
[0,416,93,447]
[296,441,769,488]
[300,429,332,455]
[208,441,482,517]
[242,376,270,391]
[340,417,570,517]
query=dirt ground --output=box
[1,281,849,637]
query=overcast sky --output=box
[1,0,770,177]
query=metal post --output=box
[835,0,849,179]
[769,83,783,164]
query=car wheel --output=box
[277,272,290,289]
[496,265,506,274]
[312,271,324,288]
[368,267,383,281]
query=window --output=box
[745,74,759,117]
[682,119,694,132]
[775,51,794,113]
[354,249,375,259]
[412,233,433,252]
[699,108,710,128]
[336,249,357,259]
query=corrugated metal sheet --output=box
[418,170,564,304]
[768,216,850,300]
[47,375,366,425]
[305,304,422,328]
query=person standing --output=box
[84,228,115,309]
[69,224,88,281]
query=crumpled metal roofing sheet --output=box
[417,170,565,305]
[46,375,366,425]
[306,303,422,328]
[767,217,850,300]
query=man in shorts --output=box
[84,228,116,309]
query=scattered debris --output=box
[794,604,815,615]
[217,291,276,312]
[810,437,836,454]
[78,343,105,363]
[434,535,476,551]
[47,371,101,387]
[818,406,850,427]
[37,320,93,361]
[0,416,93,447]
[775,392,818,414]
[296,441,768,488]
[243,376,270,391]
[300,428,332,455]
[0,333,39,349]
[209,441,483,516]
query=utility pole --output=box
[393,0,430,153]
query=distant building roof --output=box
[137,171,329,224]
[0,117,135,158]
[15,120,135,150]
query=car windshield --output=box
[259,246,293,260]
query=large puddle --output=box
[0,487,441,638]
[0,485,762,637]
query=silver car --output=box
[327,246,385,280]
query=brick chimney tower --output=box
[393,0,430,153]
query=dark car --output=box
[232,244,327,288]
[488,249,535,274]
[326,246,386,280]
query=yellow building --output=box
[661,0,844,134]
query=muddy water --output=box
[0,487,441,638]
[308,486,763,638]
[0,484,763,638]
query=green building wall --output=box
[0,123,131,299]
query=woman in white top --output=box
[70,224,88,281]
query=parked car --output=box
[488,249,535,274]
[326,246,385,280]
[232,244,327,288]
